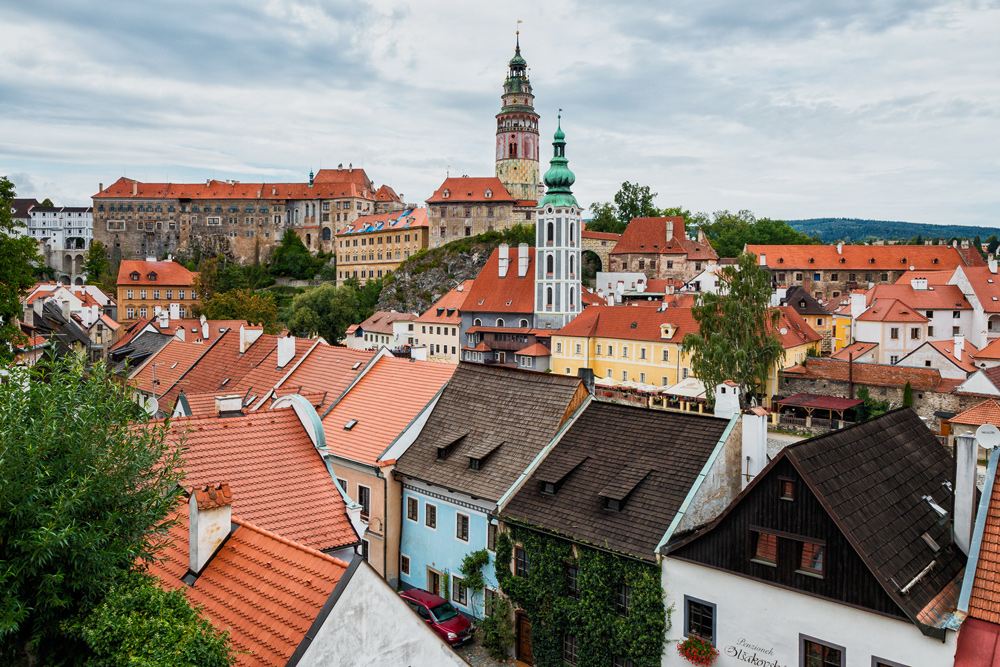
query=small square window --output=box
[779,478,795,501]
[684,595,716,644]
[401,554,410,575]
[752,531,777,566]
[801,636,844,667]
[798,542,825,578]
[407,497,418,522]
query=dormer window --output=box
[778,258,784,263]
[808,258,814,264]
[485,189,492,199]
[660,323,676,340]
[442,189,450,199]
[436,432,468,461]
[130,272,140,281]
[598,465,650,512]
[467,440,502,470]
[147,272,157,281]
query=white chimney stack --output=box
[239,324,263,353]
[214,394,243,415]
[989,258,998,275]
[157,310,169,329]
[850,291,867,320]
[277,335,295,368]
[517,243,529,278]
[954,433,978,555]
[758,253,766,266]
[742,408,768,490]
[202,320,209,340]
[189,483,232,575]
[169,302,180,320]
[954,335,965,361]
[836,242,843,255]
[911,277,928,291]
[498,244,510,278]
[714,381,741,420]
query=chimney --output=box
[99,182,103,192]
[697,227,706,244]
[189,483,232,575]
[989,258,998,275]
[714,381,740,420]
[577,368,595,395]
[954,433,979,555]
[169,302,180,320]
[60,299,71,320]
[132,181,137,196]
[146,255,156,262]
[154,305,161,316]
[742,408,768,490]
[517,243,529,278]
[277,335,295,368]
[215,394,243,416]
[158,310,169,329]
[850,291,867,320]
[498,243,510,278]
[759,253,766,266]
[239,324,263,353]
[272,186,277,196]
[202,320,209,340]
[911,277,928,290]
[954,335,965,361]
[666,220,674,243]
[836,242,843,255]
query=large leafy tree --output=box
[269,230,325,279]
[682,251,784,407]
[198,288,280,334]
[699,210,819,258]
[0,357,187,664]
[586,182,662,234]
[284,283,361,343]
[0,177,42,361]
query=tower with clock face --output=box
[495,35,541,202]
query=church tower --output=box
[534,116,582,330]
[495,34,541,202]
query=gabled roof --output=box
[131,340,206,397]
[515,343,550,357]
[976,337,1000,361]
[581,230,621,241]
[554,305,699,343]
[865,283,971,310]
[856,298,929,322]
[264,346,376,407]
[425,177,517,204]
[355,311,418,336]
[374,184,402,203]
[830,341,878,361]
[160,407,359,551]
[161,318,248,344]
[611,217,718,260]
[960,267,1000,313]
[110,316,154,351]
[747,244,976,271]
[337,208,430,235]
[107,331,175,375]
[320,356,456,466]
[462,247,536,314]
[148,500,349,667]
[95,175,376,202]
[777,306,823,348]
[951,399,1000,426]
[395,364,585,501]
[116,260,197,287]
[779,285,829,316]
[922,339,981,373]
[500,401,732,562]
[785,357,944,391]
[669,409,964,636]
[415,281,474,325]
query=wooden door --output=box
[427,569,440,596]
[516,612,533,664]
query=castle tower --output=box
[534,116,582,329]
[495,34,541,202]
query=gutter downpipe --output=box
[656,412,739,557]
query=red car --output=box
[399,588,475,646]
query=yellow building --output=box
[116,259,199,325]
[551,305,822,406]
[336,208,430,285]
[831,305,853,353]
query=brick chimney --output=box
[189,483,232,575]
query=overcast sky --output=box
[2,0,998,226]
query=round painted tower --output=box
[495,34,541,202]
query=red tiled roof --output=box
[924,339,980,373]
[356,311,418,336]
[312,166,373,188]
[374,184,401,203]
[865,283,970,310]
[747,244,974,271]
[110,317,153,350]
[555,305,700,343]
[158,330,269,409]
[157,318,248,344]
[977,338,1000,361]
[464,342,491,352]
[270,346,376,402]
[787,357,944,391]
[516,343,550,357]
[117,260,196,287]
[611,217,718,260]
[161,407,358,551]
[321,356,455,466]
[856,298,930,322]
[777,306,823,348]
[425,177,516,204]
[960,267,1000,313]
[416,281,474,325]
[830,341,878,360]
[514,199,538,208]
[952,399,1000,427]
[337,208,430,235]
[968,462,1000,623]
[132,340,207,397]
[95,175,375,202]
[582,230,621,241]
[148,500,349,667]
[893,269,957,286]
[463,247,535,313]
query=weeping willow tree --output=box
[682,251,784,408]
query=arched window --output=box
[569,255,575,276]
[547,222,554,244]
[496,318,505,327]
[520,319,529,328]
[473,318,482,326]
[569,223,575,244]
[546,287,553,307]
[546,254,554,275]
[569,288,575,308]
[322,227,331,240]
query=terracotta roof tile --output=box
[790,357,944,391]
[95,175,376,202]
[960,267,1000,313]
[269,346,376,402]
[555,305,699,343]
[777,306,823,348]
[337,208,430,235]
[416,281,474,325]
[923,339,981,373]
[611,217,718,259]
[865,283,970,310]
[581,230,622,241]
[110,317,154,350]
[970,463,1000,623]
[516,343,551,357]
[856,298,930,322]
[462,247,536,313]
[952,399,1000,427]
[831,341,879,360]
[425,177,516,203]
[748,244,974,271]
[148,500,349,667]
[117,260,197,287]
[131,339,207,397]
[194,483,233,510]
[321,356,455,466]
[160,407,358,551]
[977,338,1000,361]
[373,184,401,202]
[354,311,418,336]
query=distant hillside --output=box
[787,218,999,244]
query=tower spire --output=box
[540,114,578,208]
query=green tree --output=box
[700,210,819,258]
[284,283,361,343]
[682,251,785,407]
[987,234,999,256]
[585,182,661,234]
[67,571,232,667]
[0,176,42,362]
[586,201,620,233]
[855,386,891,421]
[216,264,249,293]
[192,255,223,302]
[198,289,280,334]
[902,381,913,408]
[83,241,111,283]
[270,231,324,279]
[40,198,54,207]
[0,357,187,664]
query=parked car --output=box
[399,589,475,646]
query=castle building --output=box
[534,116,582,330]
[495,34,540,202]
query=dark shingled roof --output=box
[394,363,585,502]
[779,285,830,316]
[500,401,732,562]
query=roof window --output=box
[219,379,229,386]
[778,258,784,263]
[130,272,140,281]
[468,441,502,471]
[147,272,157,281]
[630,322,638,329]
[344,419,358,431]
[351,361,362,370]
[808,258,814,264]
[436,432,467,461]
[538,454,589,496]
[599,465,651,512]
[442,189,450,199]
[839,258,846,263]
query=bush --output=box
[479,597,515,662]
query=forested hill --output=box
[788,218,1000,243]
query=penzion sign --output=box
[724,638,787,667]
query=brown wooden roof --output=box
[393,363,585,501]
[500,401,732,562]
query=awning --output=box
[774,393,862,411]
[955,617,1000,667]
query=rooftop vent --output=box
[344,419,358,431]
[351,362,361,370]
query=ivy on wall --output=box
[496,525,669,667]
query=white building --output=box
[25,205,94,284]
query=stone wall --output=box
[608,252,707,282]
[426,203,530,249]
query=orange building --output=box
[116,259,199,324]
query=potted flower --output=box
[677,635,719,666]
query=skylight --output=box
[352,362,361,370]
[344,419,358,431]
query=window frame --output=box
[563,633,579,666]
[751,530,778,567]
[456,512,470,542]
[615,584,631,618]
[452,574,468,606]
[779,477,796,501]
[406,496,418,522]
[683,595,717,645]
[799,634,845,667]
[357,484,371,521]
[425,502,437,530]
[871,658,910,667]
[797,540,826,578]
[487,523,498,551]
[514,546,529,577]
[400,553,410,576]
[566,564,580,598]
